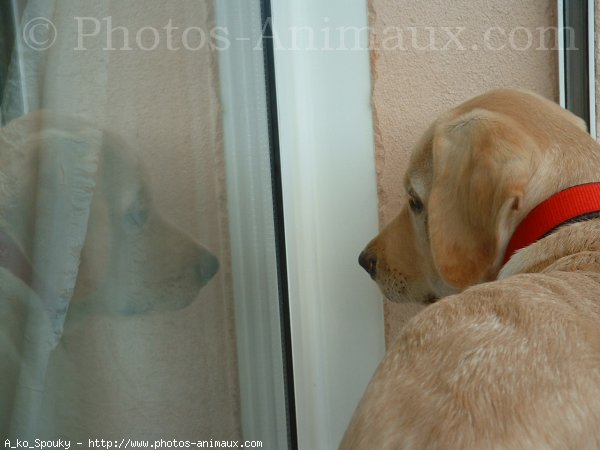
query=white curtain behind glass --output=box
[0,0,239,441]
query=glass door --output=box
[0,0,291,448]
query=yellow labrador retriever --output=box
[341,89,600,449]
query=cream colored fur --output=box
[342,89,600,449]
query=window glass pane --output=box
[0,1,289,447]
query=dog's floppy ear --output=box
[428,109,540,289]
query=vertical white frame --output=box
[588,0,596,138]
[558,0,566,107]
[557,0,597,138]
[216,1,289,448]
[270,1,386,449]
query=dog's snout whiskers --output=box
[359,250,377,278]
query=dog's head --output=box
[0,111,219,318]
[359,89,597,303]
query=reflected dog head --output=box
[0,111,219,316]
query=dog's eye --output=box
[408,194,424,214]
[126,204,149,227]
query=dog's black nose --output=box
[196,250,220,283]
[359,250,377,278]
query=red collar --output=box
[503,183,600,265]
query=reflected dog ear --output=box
[428,109,540,289]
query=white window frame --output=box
[218,0,385,447]
[216,1,289,448]
[557,0,596,138]
[270,1,385,449]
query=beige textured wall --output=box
[368,0,558,345]
[38,0,240,439]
